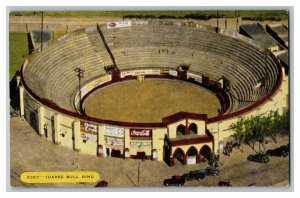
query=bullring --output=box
[19,20,288,166]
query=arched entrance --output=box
[173,148,185,165]
[111,149,122,158]
[200,145,212,162]
[137,152,146,160]
[189,123,198,135]
[186,146,198,165]
[177,124,185,136]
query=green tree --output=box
[229,110,289,154]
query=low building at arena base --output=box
[18,20,289,166]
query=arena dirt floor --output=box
[10,116,290,189]
[83,79,220,123]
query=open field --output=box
[10,116,289,188]
[84,79,221,123]
[9,33,28,80]
[9,10,288,21]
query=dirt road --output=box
[9,15,288,33]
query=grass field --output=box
[10,10,288,21]
[9,33,28,80]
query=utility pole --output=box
[74,67,85,105]
[236,10,239,32]
[137,162,140,187]
[40,11,44,51]
[216,10,219,33]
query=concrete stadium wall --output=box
[208,68,289,153]
[19,66,288,164]
[21,88,170,161]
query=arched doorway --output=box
[200,145,212,162]
[137,152,146,160]
[189,123,198,135]
[173,148,185,165]
[186,146,198,165]
[177,124,185,136]
[111,149,122,158]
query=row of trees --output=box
[229,110,289,153]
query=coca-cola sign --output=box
[130,129,152,137]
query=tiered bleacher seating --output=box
[100,24,280,112]
[23,23,280,114]
[24,30,109,110]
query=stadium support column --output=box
[38,106,45,136]
[19,86,24,116]
[124,129,130,160]
[73,120,81,152]
[97,126,105,157]
[152,129,166,161]
[54,114,61,144]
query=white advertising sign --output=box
[169,70,178,76]
[81,75,111,97]
[121,70,161,78]
[104,126,124,138]
[81,132,97,141]
[130,142,152,147]
[105,137,124,146]
[187,73,202,83]
[120,71,133,78]
[107,21,132,29]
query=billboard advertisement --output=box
[80,121,98,142]
[104,126,124,138]
[130,129,152,137]
[107,21,132,29]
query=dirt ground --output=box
[84,79,220,123]
[10,116,290,189]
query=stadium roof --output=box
[240,23,277,48]
[267,24,288,35]
[278,51,289,66]
[31,30,52,45]
[266,23,289,45]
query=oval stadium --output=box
[19,20,288,166]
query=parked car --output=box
[201,166,220,176]
[218,181,232,186]
[247,153,270,163]
[163,176,185,186]
[95,180,108,187]
[266,145,289,157]
[182,170,206,181]
[280,144,290,154]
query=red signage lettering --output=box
[130,129,152,137]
